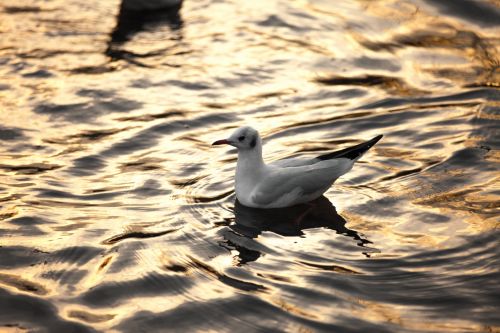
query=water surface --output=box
[0,0,499,332]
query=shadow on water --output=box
[423,0,500,27]
[222,196,373,265]
[106,0,183,63]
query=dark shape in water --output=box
[225,196,371,264]
[106,0,183,61]
[233,196,369,240]
[315,75,394,86]
[423,0,500,27]
[3,6,42,14]
[187,256,267,292]
[0,125,25,141]
[102,228,179,245]
[0,162,61,175]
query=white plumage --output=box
[213,126,382,208]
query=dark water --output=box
[1,0,499,332]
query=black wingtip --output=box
[317,134,383,161]
[370,134,383,145]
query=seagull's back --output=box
[243,158,353,208]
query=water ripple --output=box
[0,0,498,332]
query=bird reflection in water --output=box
[106,0,183,62]
[220,196,373,265]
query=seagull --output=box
[212,126,382,208]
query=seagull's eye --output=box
[238,135,245,141]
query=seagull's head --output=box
[212,126,261,151]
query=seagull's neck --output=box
[236,145,265,178]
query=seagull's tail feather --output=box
[317,134,383,161]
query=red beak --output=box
[212,139,230,146]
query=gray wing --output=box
[269,157,317,168]
[252,158,353,206]
[270,135,383,167]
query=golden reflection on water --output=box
[0,0,499,332]
[357,298,500,333]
